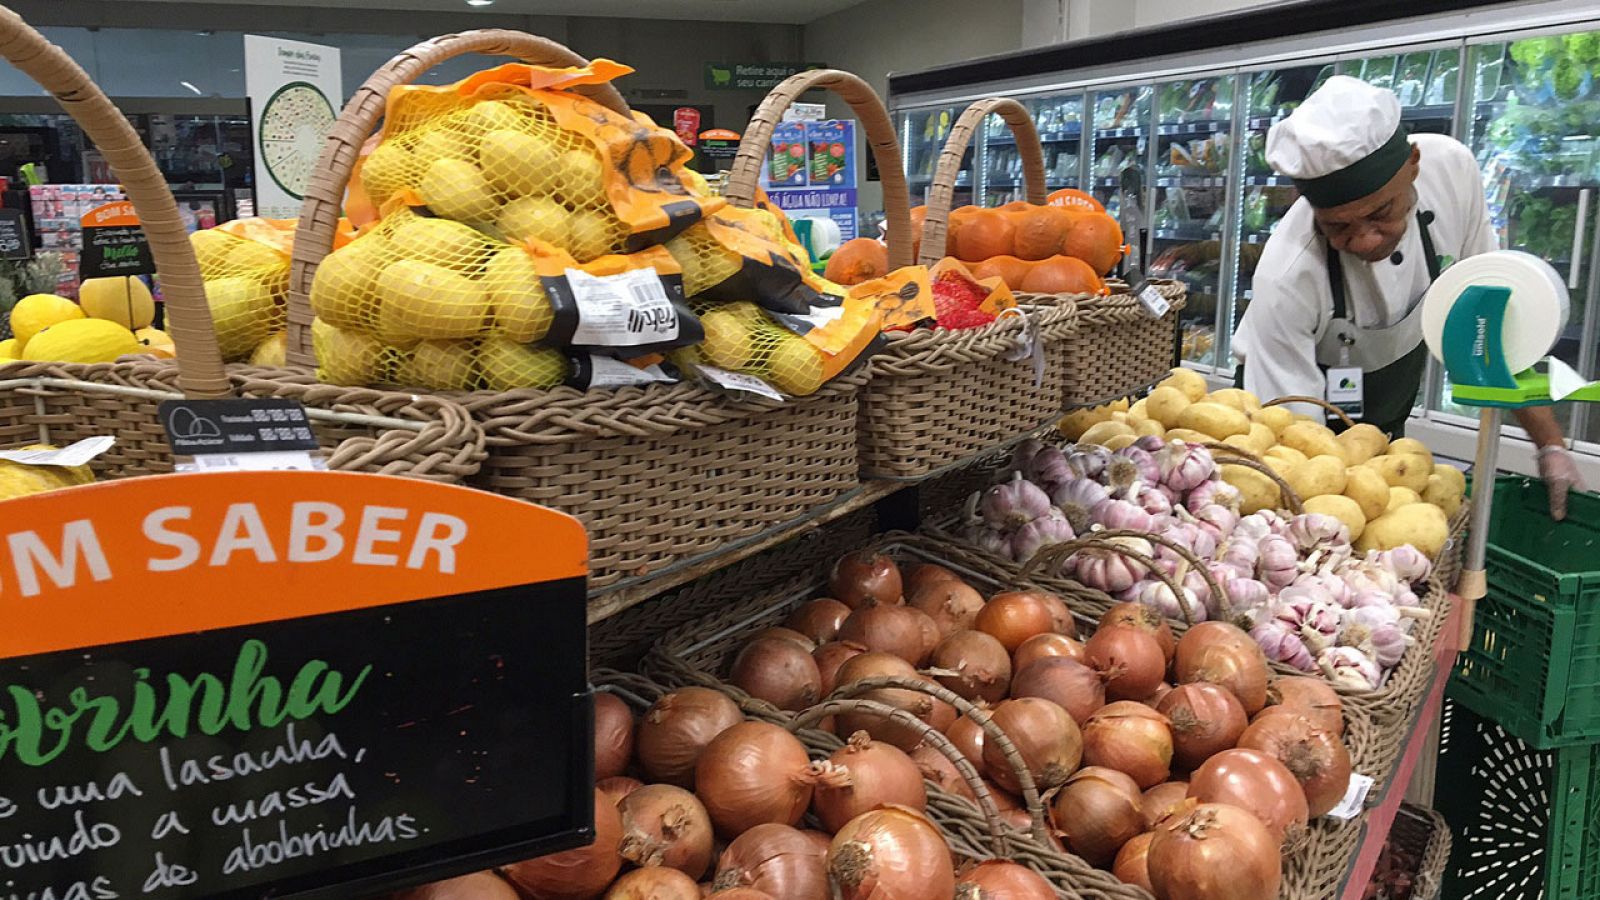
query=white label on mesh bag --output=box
[696,365,785,402]
[1325,772,1374,820]
[177,450,324,472]
[1137,284,1171,318]
[586,355,676,388]
[0,435,115,467]
[567,267,679,346]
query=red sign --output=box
[674,107,702,147]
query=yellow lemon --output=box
[79,276,155,330]
[11,293,84,347]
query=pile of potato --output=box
[1059,368,1463,560]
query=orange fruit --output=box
[1013,206,1078,261]
[1019,255,1104,295]
[971,255,1035,291]
[1061,212,1125,275]
[952,208,1016,262]
[824,238,890,286]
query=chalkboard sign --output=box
[80,200,155,279]
[160,398,320,456]
[0,471,593,899]
[0,208,31,261]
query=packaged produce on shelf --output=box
[937,201,1124,290]
[0,445,96,500]
[918,257,1015,331]
[189,216,295,362]
[3,280,172,364]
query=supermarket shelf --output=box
[986,177,1081,189]
[1153,226,1222,242]
[987,128,1082,146]
[1157,119,1229,137]
[1400,102,1454,121]
[1155,175,1227,188]
[1242,230,1275,244]
[1094,176,1130,187]
[1243,175,1295,187]
[1245,115,1285,131]
[1522,175,1600,189]
[1093,126,1145,139]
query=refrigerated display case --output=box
[1089,85,1153,271]
[900,104,972,208]
[983,93,1084,205]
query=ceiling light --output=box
[179,81,203,96]
[465,0,495,6]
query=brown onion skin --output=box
[729,637,822,711]
[392,872,518,900]
[1013,633,1087,672]
[1082,701,1173,789]
[1141,781,1190,830]
[838,604,929,665]
[930,630,1013,703]
[827,806,955,900]
[909,743,977,802]
[786,599,853,645]
[814,640,869,697]
[618,784,715,878]
[637,688,745,787]
[1010,657,1106,726]
[695,722,817,838]
[1099,601,1176,661]
[975,591,1060,652]
[1086,624,1168,701]
[751,626,817,651]
[1112,832,1156,891]
[1035,590,1079,639]
[503,788,622,899]
[1149,800,1282,900]
[1158,682,1249,771]
[713,823,829,900]
[595,692,636,782]
[1188,748,1309,843]
[910,606,943,666]
[812,731,929,832]
[605,867,701,900]
[909,580,986,638]
[831,551,903,609]
[707,890,777,899]
[1144,682,1175,707]
[904,562,964,598]
[1174,623,1270,714]
[1048,766,1145,868]
[954,860,1057,899]
[598,775,645,806]
[1238,713,1353,818]
[1265,676,1345,736]
[832,653,948,750]
[984,697,1083,794]
[946,714,986,767]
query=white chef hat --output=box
[1266,75,1408,208]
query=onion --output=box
[637,688,744,787]
[954,860,1056,899]
[833,652,941,750]
[1013,633,1086,671]
[946,714,985,767]
[1238,713,1353,817]
[1144,682,1175,707]
[975,591,1058,652]
[910,580,986,638]
[595,692,636,782]
[828,806,955,900]
[694,722,818,838]
[812,731,929,832]
[1082,701,1173,789]
[618,784,715,877]
[984,698,1082,793]
[838,604,930,665]
[1265,676,1345,736]
[786,599,853,644]
[1174,622,1270,714]
[909,743,977,802]
[604,867,700,900]
[730,637,822,711]
[598,775,644,806]
[930,630,1013,703]
[1048,765,1144,867]
[911,606,943,665]
[1188,748,1309,842]
[751,626,817,651]
[1148,801,1282,900]
[905,562,964,597]
[1098,601,1176,662]
[814,640,868,696]
[1157,683,1248,771]
[1010,657,1106,726]
[709,889,778,899]
[713,823,829,900]
[831,550,903,608]
[1141,781,1190,830]
[392,872,518,900]
[1086,625,1167,701]
[503,788,622,898]
[1112,832,1155,891]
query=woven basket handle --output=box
[1202,442,1306,515]
[919,97,1045,266]
[285,28,630,367]
[0,7,228,398]
[1264,394,1358,431]
[721,69,912,271]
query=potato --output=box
[1080,419,1136,446]
[1166,428,1212,444]
[1423,471,1465,517]
[1433,463,1466,497]
[1338,423,1389,461]
[1177,402,1252,440]
[1388,437,1434,466]
[1207,388,1262,416]
[1242,423,1276,455]
[1263,455,1297,481]
[1357,502,1450,559]
[1280,421,1343,461]
[1264,445,1308,467]
[1387,486,1422,511]
[1252,406,1296,436]
[1343,466,1391,520]
[1146,386,1192,429]
[1059,403,1116,440]
[1222,464,1281,515]
[1223,433,1261,454]
[1366,453,1432,493]
[1104,433,1140,451]
[1127,397,1151,424]
[1286,454,1348,499]
[1160,367,1208,402]
[1112,411,1129,423]
[1304,494,1366,541]
[1133,418,1166,438]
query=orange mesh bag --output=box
[663,205,847,314]
[187,217,294,362]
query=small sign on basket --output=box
[80,200,155,279]
[160,397,321,471]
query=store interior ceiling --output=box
[112,0,871,24]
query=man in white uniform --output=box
[1232,76,1584,518]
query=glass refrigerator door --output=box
[1150,75,1234,367]
[1090,85,1153,271]
[981,93,1084,206]
[1339,49,1458,137]
[901,105,972,208]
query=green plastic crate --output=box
[1449,476,1600,749]
[1437,698,1600,899]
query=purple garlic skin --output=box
[1252,620,1318,672]
[981,472,1052,530]
[1071,537,1153,594]
[1135,485,1174,517]
[1158,440,1217,493]
[1377,546,1433,585]
[1319,646,1382,689]
[1186,478,1243,514]
[1051,477,1109,517]
[1011,437,1047,475]
[1009,509,1075,564]
[1133,434,1166,453]
[1288,513,1350,552]
[962,523,1011,559]
[1068,444,1114,479]
[1257,533,1299,589]
[1091,498,1156,533]
[1129,577,1206,622]
[1024,446,1079,492]
[1115,445,1160,485]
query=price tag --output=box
[160,398,321,471]
[182,450,323,471]
[577,354,677,389]
[1325,772,1375,820]
[0,208,31,261]
[697,365,785,401]
[567,268,680,347]
[0,435,113,467]
[1136,284,1171,318]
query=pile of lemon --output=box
[0,279,173,364]
[0,444,94,500]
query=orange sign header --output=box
[0,471,587,660]
[81,199,140,229]
[699,128,741,141]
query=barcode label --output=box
[585,355,676,388]
[1137,285,1171,318]
[696,365,785,401]
[0,435,114,468]
[1325,772,1374,820]
[567,267,680,346]
[188,450,322,471]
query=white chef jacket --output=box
[1232,133,1496,404]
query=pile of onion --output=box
[827,806,955,900]
[954,860,1057,898]
[635,687,743,787]
[831,550,903,608]
[616,784,714,877]
[1148,800,1282,900]
[713,823,829,900]
[502,788,623,898]
[811,731,928,832]
[1048,766,1144,867]
[729,636,822,711]
[695,722,818,838]
[1238,711,1353,817]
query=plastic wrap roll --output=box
[1422,250,1569,372]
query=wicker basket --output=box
[1048,278,1187,409]
[0,9,486,483]
[283,31,865,589]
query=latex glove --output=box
[1537,445,1587,521]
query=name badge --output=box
[1326,366,1364,420]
